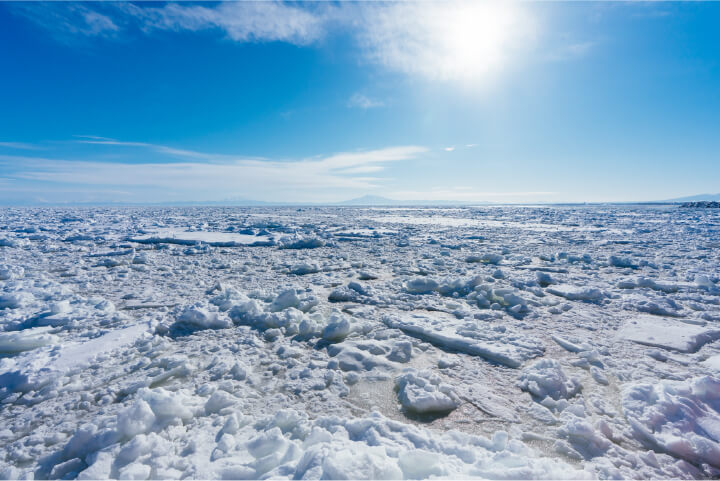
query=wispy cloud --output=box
[121,2,330,45]
[75,138,242,162]
[11,2,332,45]
[11,1,540,84]
[0,142,44,151]
[347,93,384,110]
[0,145,427,202]
[10,3,120,42]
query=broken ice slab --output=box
[383,313,544,368]
[129,229,275,247]
[617,315,720,353]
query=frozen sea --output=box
[1,204,719,479]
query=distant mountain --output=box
[663,193,720,202]
[339,195,398,205]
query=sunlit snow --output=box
[1,204,720,479]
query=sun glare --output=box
[368,1,535,85]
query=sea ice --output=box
[617,315,720,353]
[2,204,719,479]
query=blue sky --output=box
[1,1,719,204]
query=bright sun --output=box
[367,1,535,85]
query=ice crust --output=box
[2,205,720,479]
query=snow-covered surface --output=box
[1,205,720,479]
[617,315,720,353]
[129,229,275,247]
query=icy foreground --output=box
[1,205,719,480]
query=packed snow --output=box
[1,204,720,479]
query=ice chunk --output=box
[173,304,231,331]
[0,292,34,309]
[384,314,544,368]
[279,237,325,249]
[387,341,413,363]
[53,323,149,373]
[547,284,605,302]
[247,426,289,459]
[702,355,720,372]
[0,328,58,353]
[270,289,300,312]
[138,387,194,423]
[617,315,720,353]
[695,274,716,290]
[608,255,637,269]
[117,400,157,439]
[0,237,19,247]
[536,271,554,286]
[327,344,391,372]
[465,253,503,265]
[322,313,352,341]
[551,335,591,354]
[320,446,403,480]
[405,278,439,294]
[398,449,448,478]
[622,376,720,468]
[0,265,24,280]
[290,263,320,275]
[395,368,460,413]
[205,390,237,414]
[518,359,581,401]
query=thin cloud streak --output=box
[0,145,427,202]
[76,139,244,162]
[0,142,44,151]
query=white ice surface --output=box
[2,205,720,480]
[129,229,274,247]
[617,315,720,353]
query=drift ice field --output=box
[1,204,719,480]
